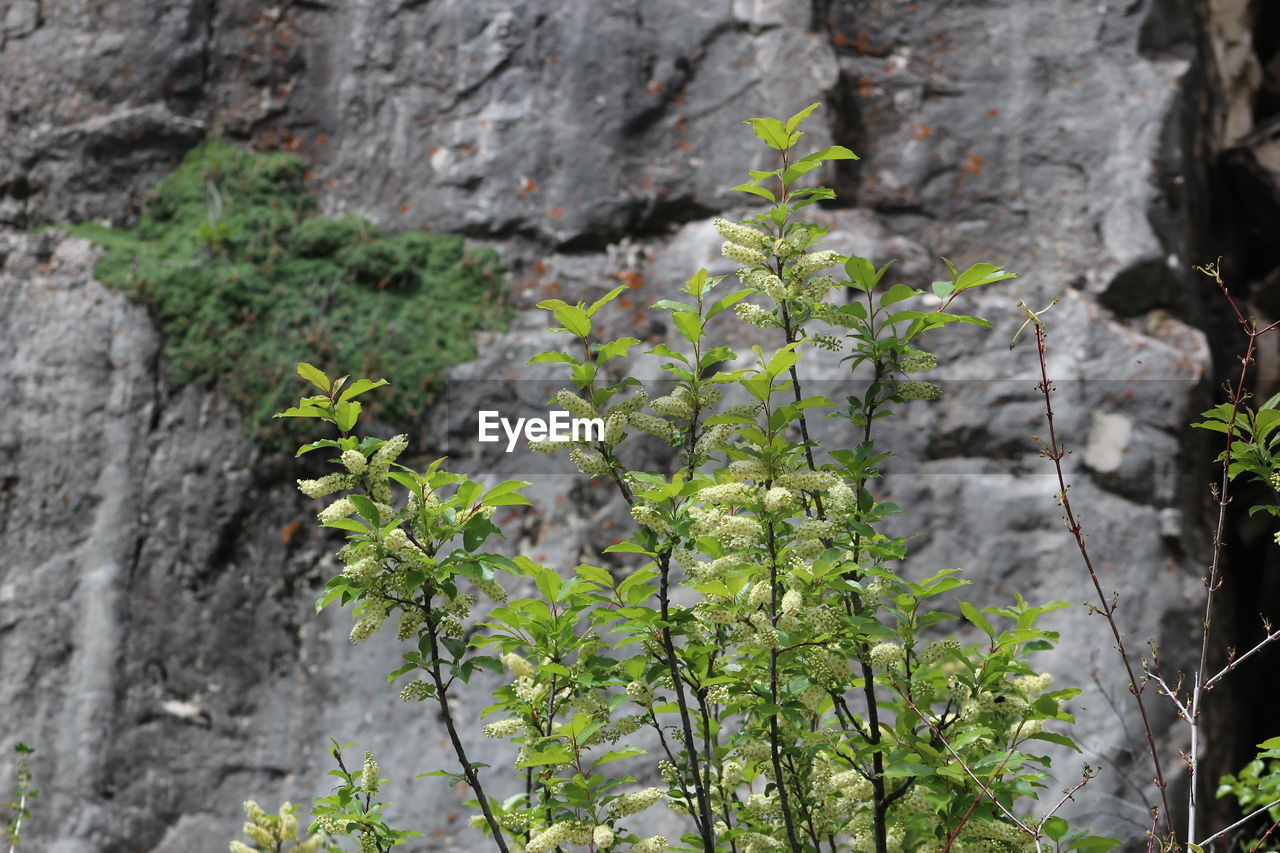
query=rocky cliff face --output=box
[2,1,1277,850]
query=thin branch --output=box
[1030,320,1174,836]
[1203,628,1280,690]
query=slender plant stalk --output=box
[1030,320,1175,839]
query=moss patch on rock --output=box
[70,141,507,447]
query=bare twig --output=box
[1030,319,1175,837]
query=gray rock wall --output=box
[2,1,1277,850]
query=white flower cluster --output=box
[630,504,673,535]
[714,218,770,250]
[631,836,668,853]
[359,751,379,793]
[527,820,592,852]
[868,642,904,669]
[604,412,628,446]
[763,486,799,513]
[740,268,787,301]
[774,470,840,491]
[501,651,535,679]
[695,422,736,455]
[609,787,665,818]
[700,482,761,506]
[340,449,367,474]
[722,241,768,268]
[788,250,842,280]
[529,438,576,453]
[349,600,387,644]
[727,457,769,481]
[593,825,616,848]
[735,301,779,328]
[482,718,523,738]
[370,434,408,473]
[297,472,348,498]
[318,497,356,524]
[781,589,803,615]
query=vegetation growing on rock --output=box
[70,141,507,446]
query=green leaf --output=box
[481,480,532,507]
[1069,837,1122,853]
[588,285,629,317]
[799,144,859,162]
[349,494,381,525]
[672,311,703,343]
[731,183,777,202]
[463,514,502,551]
[334,400,361,432]
[554,304,591,337]
[745,116,793,150]
[685,268,709,297]
[879,283,920,307]
[785,103,821,134]
[297,362,331,393]
[707,288,752,320]
[528,351,580,365]
[596,337,641,363]
[931,280,956,300]
[1042,816,1068,842]
[959,601,995,638]
[338,377,389,402]
[517,745,573,768]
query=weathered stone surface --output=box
[2,0,1277,850]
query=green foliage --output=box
[2,742,36,848]
[229,798,327,853]
[280,105,1119,853]
[1217,737,1280,849]
[69,141,507,447]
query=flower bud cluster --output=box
[529,438,576,453]
[631,503,673,535]
[695,422,736,455]
[727,457,768,482]
[781,589,802,615]
[901,351,938,373]
[604,412,628,447]
[917,639,960,665]
[399,680,432,702]
[625,680,654,706]
[349,600,387,644]
[632,836,668,853]
[629,413,682,444]
[554,389,598,420]
[570,446,610,477]
[897,380,942,401]
[593,824,616,848]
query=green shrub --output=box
[69,141,507,447]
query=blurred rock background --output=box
[2,0,1279,850]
